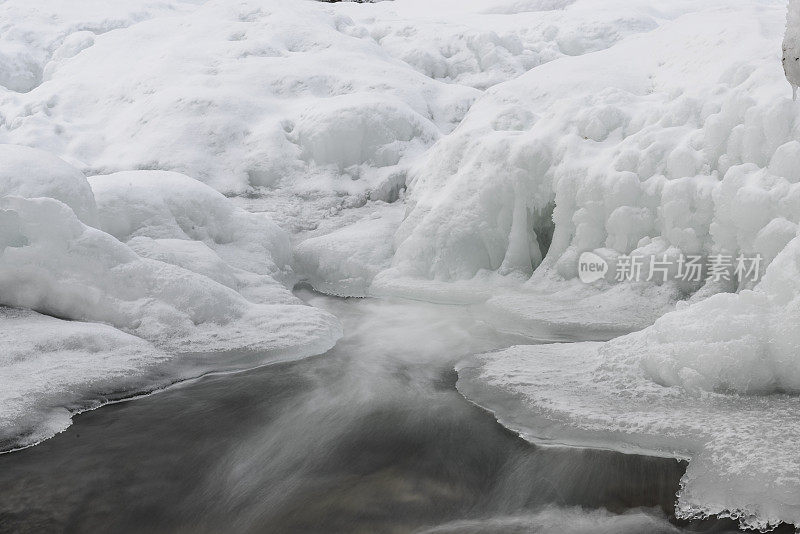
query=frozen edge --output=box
[0,327,340,454]
[455,352,798,531]
[455,352,691,460]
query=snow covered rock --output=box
[89,170,295,302]
[0,146,343,449]
[0,144,97,225]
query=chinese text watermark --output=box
[578,252,762,284]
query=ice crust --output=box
[458,339,800,531]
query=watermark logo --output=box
[578,251,608,283]
[578,252,763,284]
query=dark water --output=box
[0,292,750,533]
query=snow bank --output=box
[334,0,660,90]
[0,194,340,353]
[0,0,194,93]
[476,282,679,342]
[294,203,403,297]
[0,307,170,450]
[0,146,342,449]
[367,0,794,329]
[457,206,800,530]
[388,1,800,528]
[0,144,97,225]
[89,170,295,302]
[457,340,800,531]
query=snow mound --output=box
[293,95,438,171]
[88,170,294,301]
[337,0,659,90]
[0,194,340,353]
[0,0,195,93]
[294,203,403,297]
[0,144,97,225]
[0,148,343,448]
[0,0,478,233]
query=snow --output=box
[333,0,660,90]
[475,282,680,342]
[458,337,800,531]
[0,144,97,225]
[0,145,341,450]
[1,192,341,351]
[294,203,404,297]
[457,340,800,530]
[89,170,295,302]
[387,2,792,292]
[0,307,170,450]
[0,0,477,234]
[784,0,800,99]
[418,507,681,534]
[3,0,800,528]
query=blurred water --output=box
[0,291,750,533]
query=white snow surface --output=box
[89,170,296,303]
[0,307,171,449]
[0,0,478,233]
[0,145,341,450]
[294,202,404,297]
[388,1,795,289]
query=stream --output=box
[0,289,748,533]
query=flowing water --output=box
[0,290,751,533]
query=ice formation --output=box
[0,145,341,449]
[89,171,295,303]
[294,203,403,297]
[0,307,170,449]
[784,0,800,99]
[2,0,800,528]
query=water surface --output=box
[0,291,748,533]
